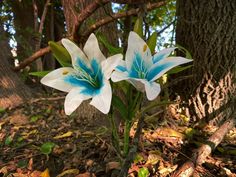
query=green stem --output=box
[123,92,143,157]
[123,120,131,156]
[108,112,121,155]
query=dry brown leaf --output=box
[56,169,80,177]
[10,114,29,125]
[106,161,120,172]
[53,131,73,139]
[76,172,96,177]
[41,168,50,177]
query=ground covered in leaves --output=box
[0,94,236,177]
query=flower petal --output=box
[111,71,129,82]
[140,80,161,100]
[147,57,192,81]
[126,31,152,70]
[116,60,127,72]
[152,47,176,63]
[101,54,123,79]
[61,39,88,67]
[128,78,145,92]
[90,80,112,114]
[83,33,106,62]
[40,67,75,92]
[64,88,92,115]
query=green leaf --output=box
[5,136,12,145]
[48,41,72,67]
[98,35,123,55]
[133,153,144,164]
[29,71,51,77]
[30,115,42,122]
[0,107,6,113]
[176,44,192,59]
[40,142,55,155]
[166,65,192,75]
[138,167,149,177]
[17,159,28,168]
[112,95,128,120]
[134,18,143,37]
[147,32,157,54]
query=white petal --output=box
[64,88,92,115]
[61,38,88,67]
[111,71,129,82]
[40,67,75,92]
[126,31,152,70]
[115,60,127,72]
[148,57,192,81]
[90,80,112,114]
[83,33,106,62]
[153,47,176,63]
[101,54,123,79]
[140,80,161,100]
[128,78,145,92]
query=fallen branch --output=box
[172,115,236,177]
[80,1,166,41]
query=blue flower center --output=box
[129,52,149,79]
[64,58,104,95]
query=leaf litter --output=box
[0,95,235,176]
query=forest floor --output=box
[0,93,236,177]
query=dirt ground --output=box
[0,94,236,177]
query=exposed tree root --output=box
[172,115,236,177]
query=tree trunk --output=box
[0,25,32,109]
[175,0,236,123]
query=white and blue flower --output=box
[111,31,192,100]
[41,34,122,115]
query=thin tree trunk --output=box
[0,25,32,109]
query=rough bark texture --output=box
[176,0,236,123]
[0,26,32,109]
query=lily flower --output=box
[111,31,192,100]
[41,34,122,115]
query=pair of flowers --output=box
[41,32,192,115]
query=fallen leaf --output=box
[54,131,73,139]
[158,164,178,175]
[0,120,6,130]
[76,172,96,177]
[41,168,50,177]
[145,151,162,165]
[10,113,29,125]
[56,169,80,177]
[106,162,120,172]
[21,129,38,139]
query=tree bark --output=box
[175,0,236,123]
[0,25,32,109]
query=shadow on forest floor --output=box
[0,93,236,177]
